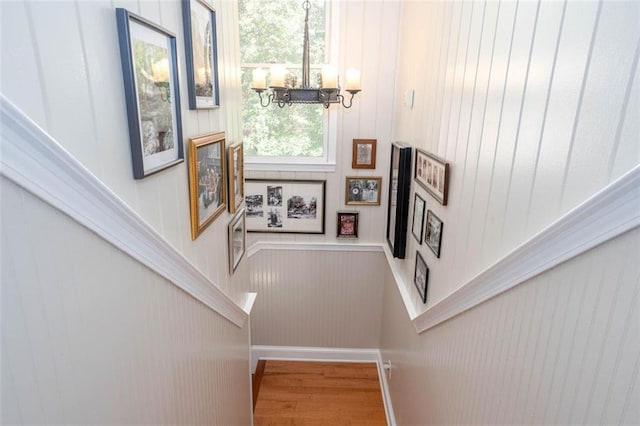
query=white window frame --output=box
[242,0,339,172]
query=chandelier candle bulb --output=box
[345,69,361,91]
[270,65,286,88]
[252,68,267,89]
[321,65,338,89]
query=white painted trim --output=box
[247,241,384,258]
[382,244,419,320]
[245,161,337,173]
[250,345,396,426]
[412,165,640,333]
[0,95,251,328]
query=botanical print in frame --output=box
[345,177,382,205]
[188,131,226,239]
[352,139,377,169]
[414,251,429,304]
[414,149,450,205]
[412,193,426,243]
[425,209,443,258]
[245,179,326,234]
[228,208,246,274]
[116,8,183,179]
[182,0,220,109]
[337,211,359,239]
[227,142,244,213]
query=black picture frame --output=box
[412,193,426,243]
[386,142,412,258]
[245,179,326,234]
[116,8,184,179]
[425,209,443,258]
[414,251,429,303]
[182,0,220,109]
[414,148,450,205]
[337,211,359,239]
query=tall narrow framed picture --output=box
[116,8,183,179]
[228,209,246,274]
[414,251,429,304]
[182,0,220,109]
[245,179,326,234]
[227,142,244,213]
[352,139,377,169]
[425,210,443,258]
[414,149,450,205]
[386,142,412,258]
[188,131,226,239]
[412,193,426,243]
[345,177,382,205]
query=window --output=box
[239,0,334,168]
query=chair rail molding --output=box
[412,164,640,333]
[0,95,254,328]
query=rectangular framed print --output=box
[414,251,429,304]
[352,139,377,169]
[188,131,226,239]
[116,8,184,179]
[337,211,359,239]
[345,176,382,205]
[227,142,244,213]
[412,193,426,243]
[245,179,326,234]
[415,149,450,205]
[228,209,246,274]
[425,209,443,258]
[182,0,220,109]
[386,142,412,258]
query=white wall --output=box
[249,249,385,348]
[1,178,252,425]
[380,227,640,425]
[391,0,640,313]
[0,0,246,300]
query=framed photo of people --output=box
[227,142,244,213]
[245,179,326,234]
[345,176,382,205]
[386,142,412,259]
[188,131,226,239]
[414,149,450,205]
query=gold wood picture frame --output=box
[227,142,244,213]
[188,131,226,239]
[352,139,377,169]
[345,176,382,205]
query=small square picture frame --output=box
[414,251,429,304]
[352,139,377,169]
[337,211,359,239]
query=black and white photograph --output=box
[227,142,244,213]
[245,179,326,233]
[425,210,443,258]
[352,139,376,169]
[414,251,429,303]
[228,209,246,274]
[415,149,450,205]
[246,194,263,217]
[187,132,226,239]
[117,8,183,179]
[412,193,426,243]
[182,0,219,109]
[345,177,382,205]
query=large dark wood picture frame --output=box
[386,142,412,258]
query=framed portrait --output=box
[116,8,184,179]
[228,209,246,274]
[352,139,377,169]
[414,251,429,304]
[386,142,412,259]
[188,131,226,239]
[245,179,326,234]
[414,149,450,205]
[412,193,426,243]
[337,211,359,239]
[425,209,443,258]
[345,176,382,205]
[182,0,220,109]
[227,142,244,213]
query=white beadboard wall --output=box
[245,0,401,247]
[380,226,640,425]
[249,249,385,348]
[391,0,640,314]
[1,177,251,425]
[0,0,247,302]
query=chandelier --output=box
[250,1,361,109]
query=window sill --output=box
[245,161,337,173]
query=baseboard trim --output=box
[250,345,396,425]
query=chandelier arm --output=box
[256,90,272,107]
[339,91,356,109]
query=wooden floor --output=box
[253,361,387,426]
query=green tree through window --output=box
[239,0,326,158]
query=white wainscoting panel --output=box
[1,178,252,425]
[249,249,385,349]
[380,227,640,425]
